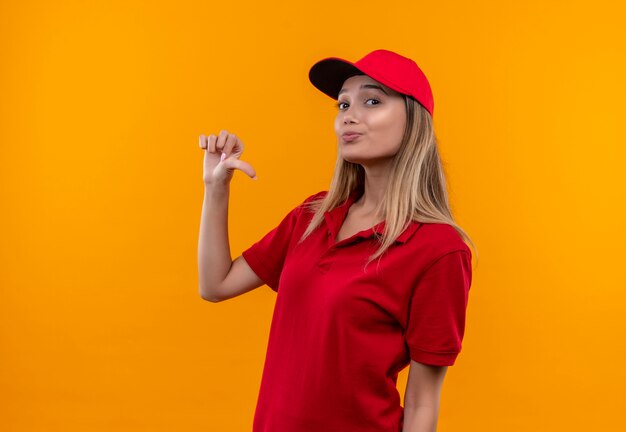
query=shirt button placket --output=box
[318,246,335,274]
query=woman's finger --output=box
[208,134,217,153]
[223,133,238,158]
[216,129,229,152]
[228,135,244,157]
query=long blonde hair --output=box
[298,96,478,270]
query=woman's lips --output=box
[342,133,363,143]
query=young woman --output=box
[198,49,477,432]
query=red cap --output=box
[308,49,434,117]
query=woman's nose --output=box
[343,113,357,124]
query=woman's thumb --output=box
[222,156,257,180]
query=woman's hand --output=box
[199,130,257,186]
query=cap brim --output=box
[308,57,366,100]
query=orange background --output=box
[1,1,625,431]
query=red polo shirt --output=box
[241,187,473,432]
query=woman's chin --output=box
[339,153,364,165]
[340,152,396,167]
[339,147,365,163]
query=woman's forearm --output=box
[402,405,439,432]
[197,184,232,301]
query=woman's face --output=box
[334,74,407,166]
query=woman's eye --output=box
[336,98,379,110]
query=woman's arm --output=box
[197,132,262,302]
[197,184,232,301]
[402,360,448,432]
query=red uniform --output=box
[241,186,473,432]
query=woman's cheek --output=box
[334,115,343,136]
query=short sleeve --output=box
[405,250,473,366]
[241,192,324,292]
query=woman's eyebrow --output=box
[338,84,389,96]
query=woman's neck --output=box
[354,163,391,215]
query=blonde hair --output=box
[298,96,478,270]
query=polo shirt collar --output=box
[323,186,421,244]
